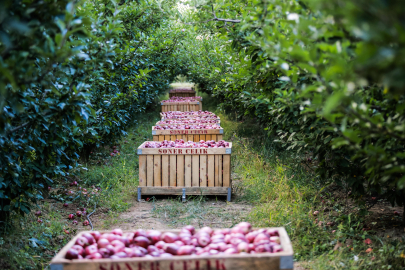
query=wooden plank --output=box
[200,134,206,142]
[207,155,215,187]
[139,155,146,187]
[159,135,164,141]
[176,135,182,140]
[219,154,223,186]
[187,134,193,142]
[200,155,207,187]
[138,144,231,155]
[215,154,220,187]
[206,134,211,141]
[192,155,199,187]
[218,134,223,141]
[170,135,176,141]
[147,155,154,186]
[153,155,161,186]
[165,135,170,141]
[223,154,231,188]
[185,155,192,187]
[51,227,293,270]
[170,155,176,186]
[153,135,159,141]
[141,187,229,195]
[177,155,185,187]
[161,155,169,187]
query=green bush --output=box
[180,0,405,214]
[0,0,184,219]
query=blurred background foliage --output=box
[178,0,405,216]
[0,0,186,219]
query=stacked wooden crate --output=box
[161,97,202,112]
[169,87,196,98]
[137,142,231,201]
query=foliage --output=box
[179,0,405,213]
[0,0,184,219]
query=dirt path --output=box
[110,196,253,231]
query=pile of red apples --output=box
[65,222,283,260]
[156,119,219,125]
[153,124,221,130]
[143,140,230,148]
[162,97,201,102]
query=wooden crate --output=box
[50,228,294,270]
[152,128,224,142]
[137,141,231,201]
[169,91,196,98]
[161,101,202,112]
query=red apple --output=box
[82,233,96,245]
[65,248,79,259]
[75,236,89,247]
[98,238,110,249]
[165,243,180,255]
[111,228,123,236]
[224,248,238,254]
[146,230,161,243]
[76,211,82,217]
[197,236,211,247]
[85,245,98,256]
[71,245,84,256]
[90,231,101,241]
[161,232,179,243]
[177,245,195,255]
[183,225,195,235]
[68,214,74,219]
[134,236,150,248]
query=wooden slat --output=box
[187,134,193,142]
[218,134,223,141]
[170,155,176,186]
[194,134,199,142]
[215,154,220,187]
[153,135,159,141]
[207,155,215,187]
[206,134,211,141]
[223,154,230,187]
[200,155,207,187]
[159,135,164,141]
[185,155,192,187]
[153,155,161,186]
[139,156,146,187]
[140,187,229,195]
[192,155,199,187]
[200,134,206,142]
[161,155,169,187]
[219,154,223,186]
[147,155,154,186]
[176,135,182,140]
[165,135,170,141]
[177,155,185,187]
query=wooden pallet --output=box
[152,128,224,142]
[50,228,294,270]
[161,101,202,112]
[137,141,231,201]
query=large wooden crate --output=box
[152,128,224,142]
[50,228,293,270]
[161,101,202,112]
[137,141,231,201]
[169,89,196,98]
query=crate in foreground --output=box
[161,101,202,112]
[137,141,231,201]
[50,228,293,270]
[152,127,223,142]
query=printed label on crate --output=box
[169,130,210,135]
[157,148,209,154]
[98,259,227,270]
